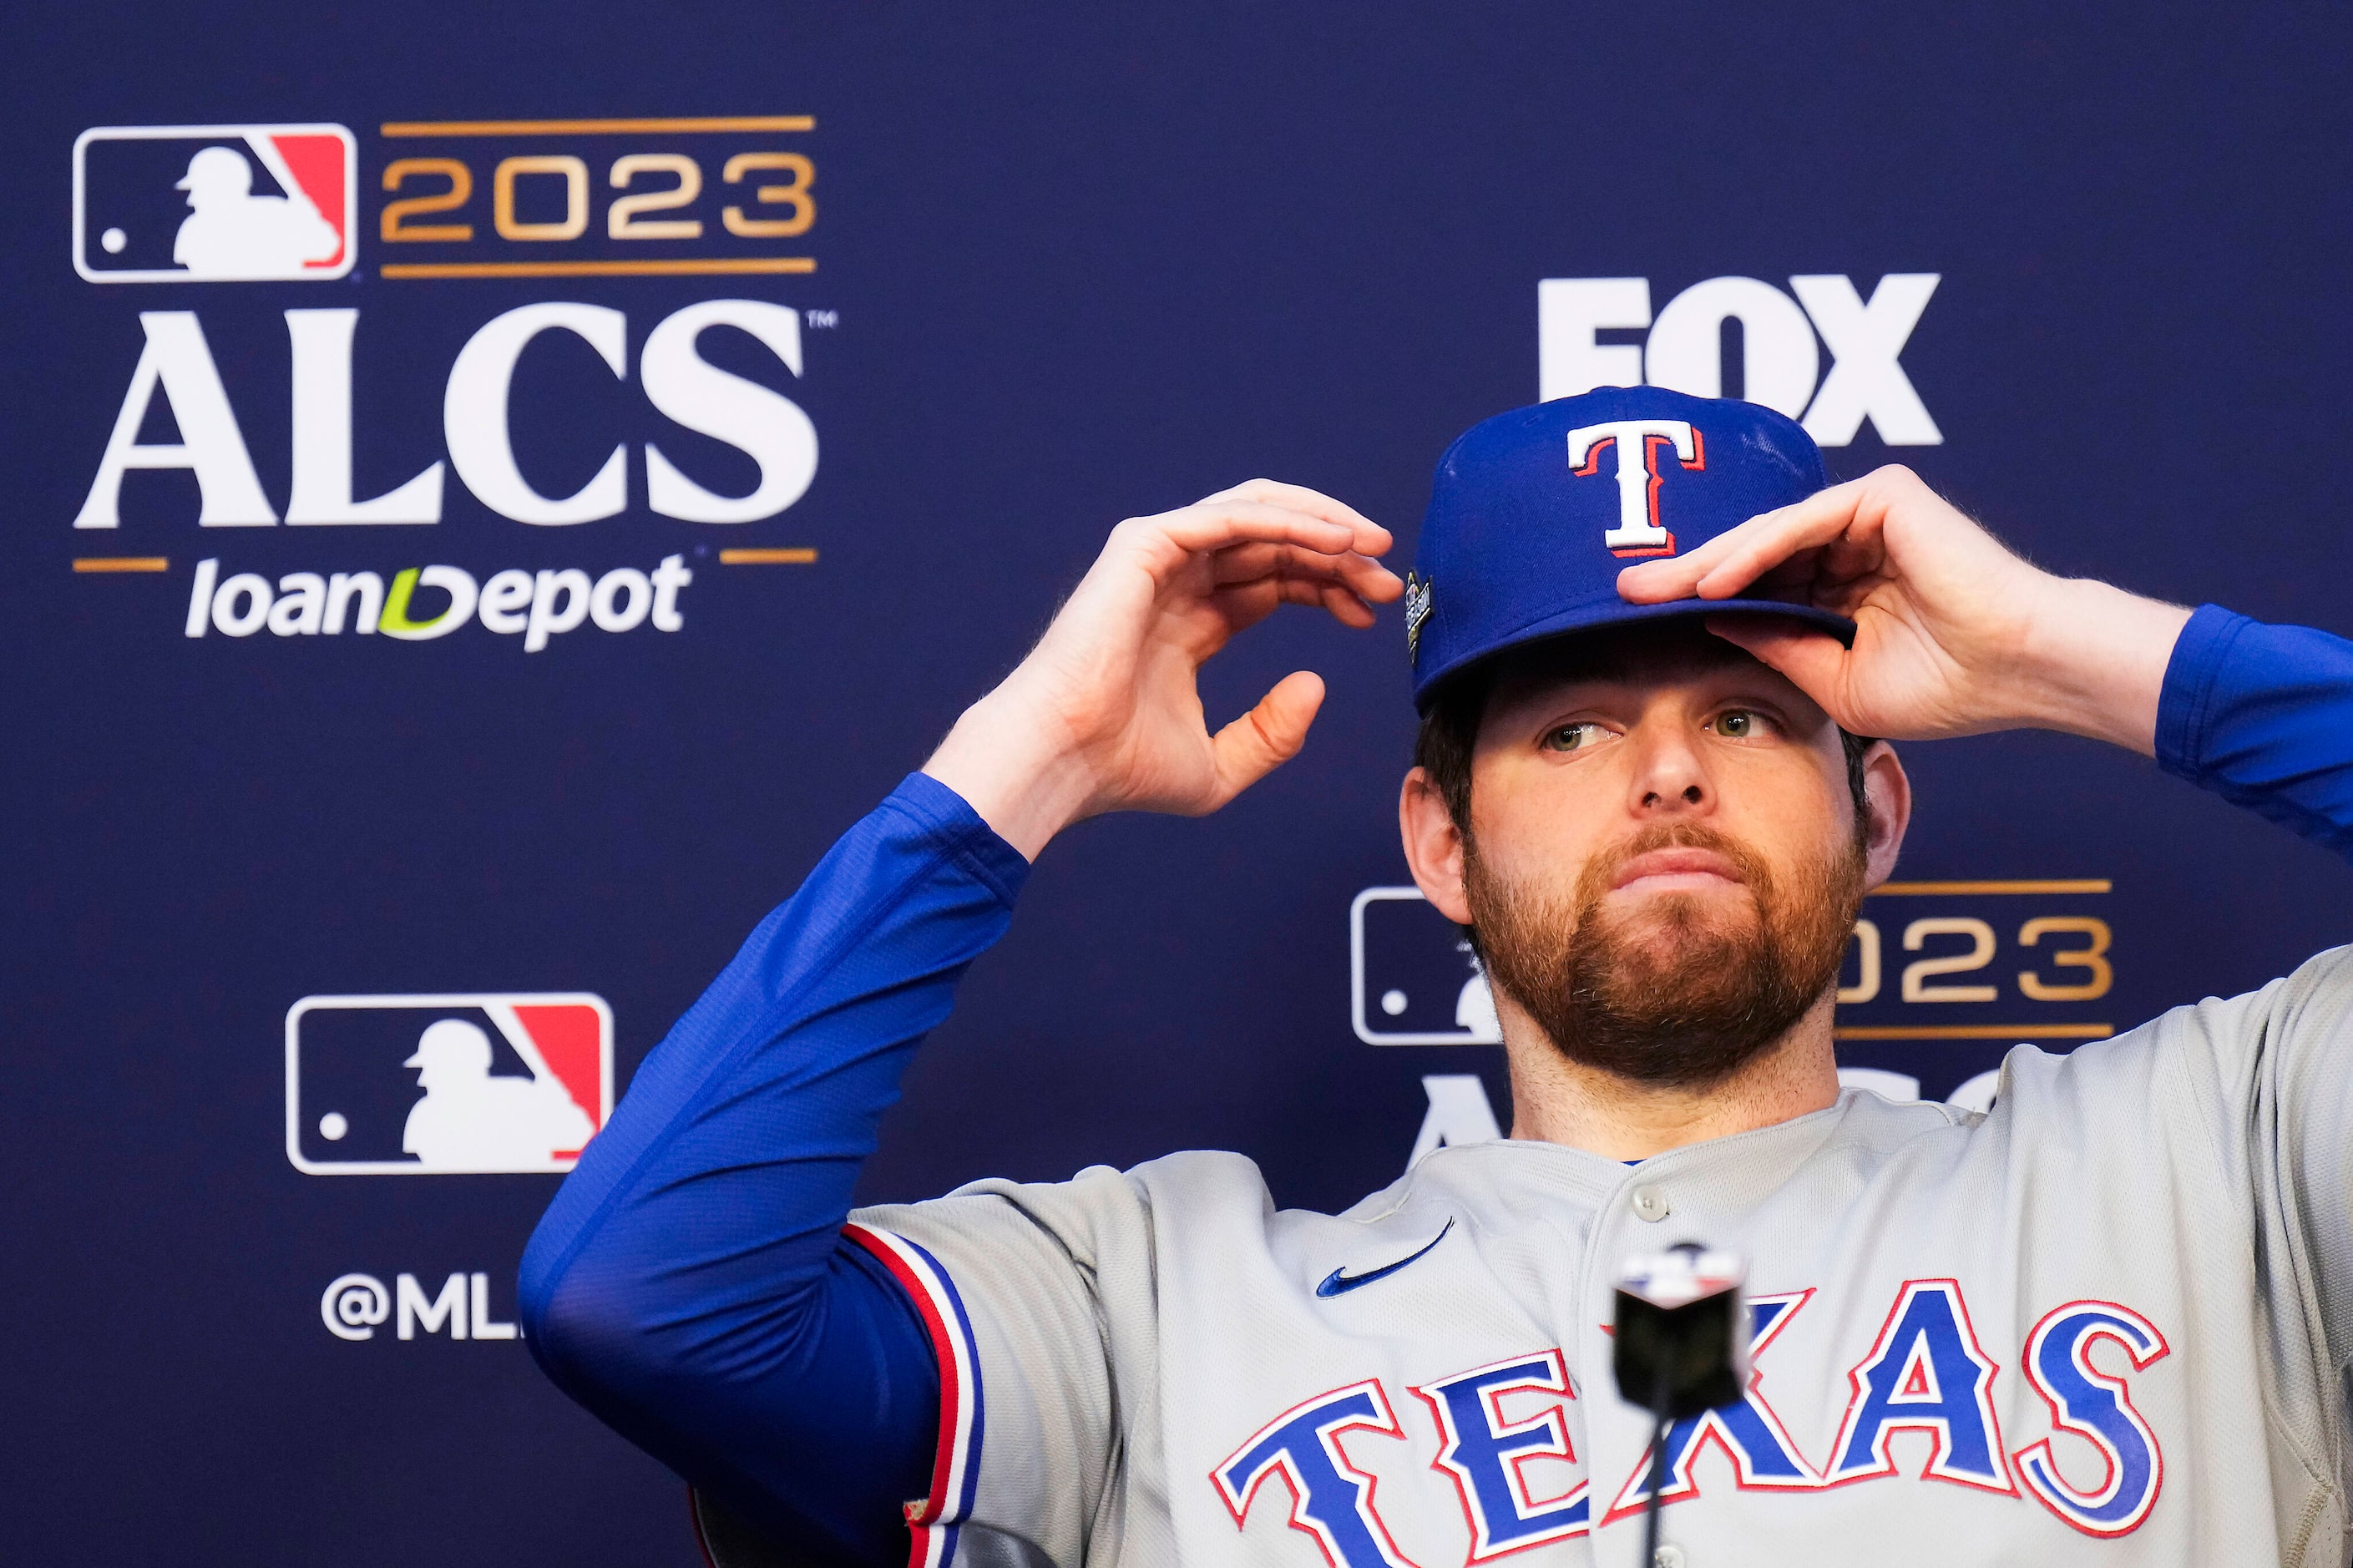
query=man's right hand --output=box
[923,480,1401,859]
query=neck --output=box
[1498,989,1840,1161]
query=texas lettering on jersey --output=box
[1212,1279,2168,1565]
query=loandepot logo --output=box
[1538,275,1941,447]
[185,556,691,650]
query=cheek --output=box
[1721,762,1850,866]
[1469,759,1614,886]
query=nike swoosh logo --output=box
[1315,1220,1455,1298]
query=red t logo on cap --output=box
[1566,419,1707,558]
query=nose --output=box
[1626,724,1713,817]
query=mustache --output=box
[1579,820,1774,903]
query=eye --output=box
[1709,708,1773,740]
[1541,721,1612,753]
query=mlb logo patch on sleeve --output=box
[286,994,612,1175]
[74,124,357,282]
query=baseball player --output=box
[521,386,2353,1566]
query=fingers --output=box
[1317,578,1381,628]
[1111,500,1399,624]
[1703,616,1854,721]
[1207,670,1326,806]
[1101,484,1399,632]
[1689,483,1899,603]
[1066,495,1396,644]
[1212,539,1404,604]
[1616,464,1944,609]
[1617,475,1887,607]
[1195,478,1393,557]
[1212,556,1394,633]
[1287,576,1380,628]
[1148,499,1384,572]
[1208,579,1365,640]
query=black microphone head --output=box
[1612,1245,1750,1420]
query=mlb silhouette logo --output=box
[286,994,612,1175]
[74,123,357,283]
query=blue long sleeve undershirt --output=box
[2154,606,2353,855]
[519,774,1026,1564]
[519,602,2353,1565]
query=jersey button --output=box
[1630,1185,1671,1222]
[1653,1545,1688,1568]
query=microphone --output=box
[1613,1242,1748,1567]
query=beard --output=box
[1463,819,1864,1090]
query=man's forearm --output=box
[923,683,1102,862]
[2008,577,2194,756]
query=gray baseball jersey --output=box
[845,943,2353,1567]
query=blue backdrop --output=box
[7,3,2350,1562]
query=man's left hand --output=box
[1614,464,2192,754]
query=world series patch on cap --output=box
[1406,386,1857,709]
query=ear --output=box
[1858,741,1912,891]
[1399,766,1475,924]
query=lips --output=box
[1608,846,1747,894]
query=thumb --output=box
[1208,670,1327,806]
[1704,616,1854,720]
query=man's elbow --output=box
[518,1256,650,1410]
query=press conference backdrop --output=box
[3,3,2347,1562]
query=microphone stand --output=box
[1643,1378,1672,1568]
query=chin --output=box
[1607,888,1762,942]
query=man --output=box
[521,387,2353,1566]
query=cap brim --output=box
[1413,595,1856,711]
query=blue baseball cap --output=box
[1406,387,1855,709]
